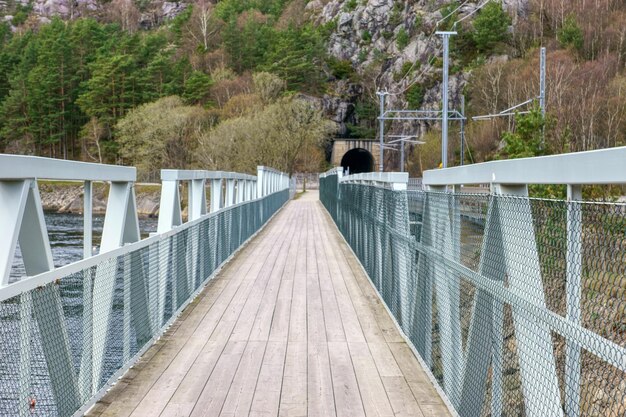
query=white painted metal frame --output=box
[0,156,292,417]
[0,155,137,417]
[340,171,409,191]
[420,147,626,417]
[423,146,626,185]
[323,147,626,417]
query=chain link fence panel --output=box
[0,189,289,417]
[320,172,626,417]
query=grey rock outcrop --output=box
[311,0,526,136]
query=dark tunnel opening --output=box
[340,148,375,174]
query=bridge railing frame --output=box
[0,155,292,417]
[320,147,626,417]
[420,146,626,417]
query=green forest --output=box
[0,0,625,180]
[0,0,336,179]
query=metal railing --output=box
[0,155,291,417]
[320,147,626,417]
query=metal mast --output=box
[377,91,388,172]
[436,31,456,168]
[460,95,465,166]
[539,47,546,117]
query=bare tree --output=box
[80,117,105,163]
[107,0,140,33]
[187,0,219,52]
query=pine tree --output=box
[472,2,510,52]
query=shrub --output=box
[414,14,423,31]
[558,15,584,51]
[472,1,510,52]
[344,0,357,12]
[327,58,355,80]
[394,61,418,81]
[396,27,409,50]
[406,84,425,109]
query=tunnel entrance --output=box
[340,148,375,174]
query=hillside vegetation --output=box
[0,0,624,179]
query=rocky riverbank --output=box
[38,181,161,217]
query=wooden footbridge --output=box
[2,149,626,417]
[87,191,448,417]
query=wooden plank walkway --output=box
[87,191,451,417]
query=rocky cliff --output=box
[311,0,528,137]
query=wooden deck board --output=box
[87,191,451,417]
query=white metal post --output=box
[565,184,582,417]
[80,180,93,402]
[540,47,546,117]
[84,181,93,258]
[436,31,456,168]
[225,179,235,207]
[0,180,32,285]
[377,91,387,172]
[246,179,253,200]
[460,95,465,166]
[272,172,277,193]
[236,180,245,203]
[157,180,182,233]
[211,179,222,212]
[93,181,140,390]
[268,171,273,195]
[189,179,207,221]
[257,167,265,198]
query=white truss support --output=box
[92,181,140,391]
[565,184,582,417]
[415,192,434,367]
[157,180,182,233]
[0,180,29,285]
[32,284,81,415]
[19,182,54,277]
[390,188,411,329]
[79,179,94,400]
[129,250,153,345]
[495,184,563,417]
[185,222,194,297]
[148,239,162,329]
[18,292,32,417]
[459,194,507,417]
[0,180,54,285]
[187,179,205,290]
[257,168,265,198]
[123,252,132,363]
[225,179,236,207]
[100,182,140,251]
[155,180,180,335]
[211,179,222,213]
[266,172,272,194]
[79,266,93,402]
[427,186,462,405]
[0,180,81,413]
[19,185,80,414]
[189,179,207,221]
[236,180,244,203]
[373,188,384,290]
[84,181,93,258]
